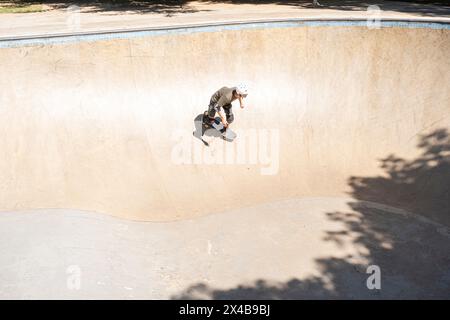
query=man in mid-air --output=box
[203,84,248,129]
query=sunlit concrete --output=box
[1,1,450,39]
[1,198,449,299]
[0,18,449,299]
[0,20,449,221]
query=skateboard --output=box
[202,112,237,142]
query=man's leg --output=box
[209,99,220,118]
[204,100,217,125]
[224,105,234,124]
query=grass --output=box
[0,3,46,13]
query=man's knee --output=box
[207,109,216,119]
[207,103,216,118]
[224,105,234,123]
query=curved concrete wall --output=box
[0,21,449,221]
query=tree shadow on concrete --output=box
[172,258,381,299]
[4,1,450,17]
[1,1,209,16]
[172,128,450,299]
[205,0,450,17]
[349,128,450,227]
[80,0,209,16]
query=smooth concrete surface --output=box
[0,18,449,299]
[1,20,449,222]
[1,198,449,299]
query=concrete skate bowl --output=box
[0,20,449,299]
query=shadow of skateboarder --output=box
[193,113,236,146]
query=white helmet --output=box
[235,83,248,96]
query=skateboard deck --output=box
[210,119,237,142]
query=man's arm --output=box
[217,108,228,127]
[238,95,245,108]
[210,103,228,127]
[216,96,229,127]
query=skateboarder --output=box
[203,84,248,129]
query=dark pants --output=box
[207,101,234,123]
